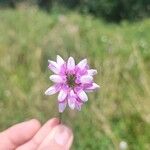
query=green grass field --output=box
[0,7,150,150]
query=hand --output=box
[0,118,73,150]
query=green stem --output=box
[59,112,62,124]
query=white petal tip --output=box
[67,57,75,70]
[49,75,64,83]
[57,55,64,64]
[44,92,48,95]
[94,83,100,88]
[80,75,93,84]
[44,86,57,95]
[45,91,49,95]
[78,90,88,102]
[77,58,87,69]
[83,58,87,62]
[87,69,98,76]
[70,105,75,110]
[58,90,67,102]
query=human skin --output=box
[0,118,73,150]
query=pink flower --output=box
[45,55,100,112]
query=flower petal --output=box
[58,90,67,102]
[45,85,58,95]
[67,57,75,70]
[87,69,97,76]
[68,97,75,109]
[85,83,100,92]
[49,75,65,83]
[57,55,65,66]
[48,60,60,74]
[77,90,88,102]
[75,101,82,111]
[59,101,67,112]
[86,83,100,90]
[77,59,87,70]
[69,90,76,97]
[80,75,93,83]
[88,83,100,90]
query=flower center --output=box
[66,74,76,88]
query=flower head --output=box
[45,55,99,112]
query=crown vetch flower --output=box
[45,55,99,112]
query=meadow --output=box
[0,7,150,150]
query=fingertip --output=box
[0,119,41,149]
[17,118,60,149]
[47,118,60,125]
[28,119,41,129]
[42,118,60,130]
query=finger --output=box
[0,119,41,150]
[38,125,73,150]
[17,118,59,150]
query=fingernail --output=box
[54,125,72,146]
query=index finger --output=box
[17,118,60,150]
[0,119,41,150]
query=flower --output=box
[45,55,99,112]
[119,141,128,150]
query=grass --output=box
[0,7,150,150]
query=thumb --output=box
[38,124,73,150]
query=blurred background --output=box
[0,0,150,149]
